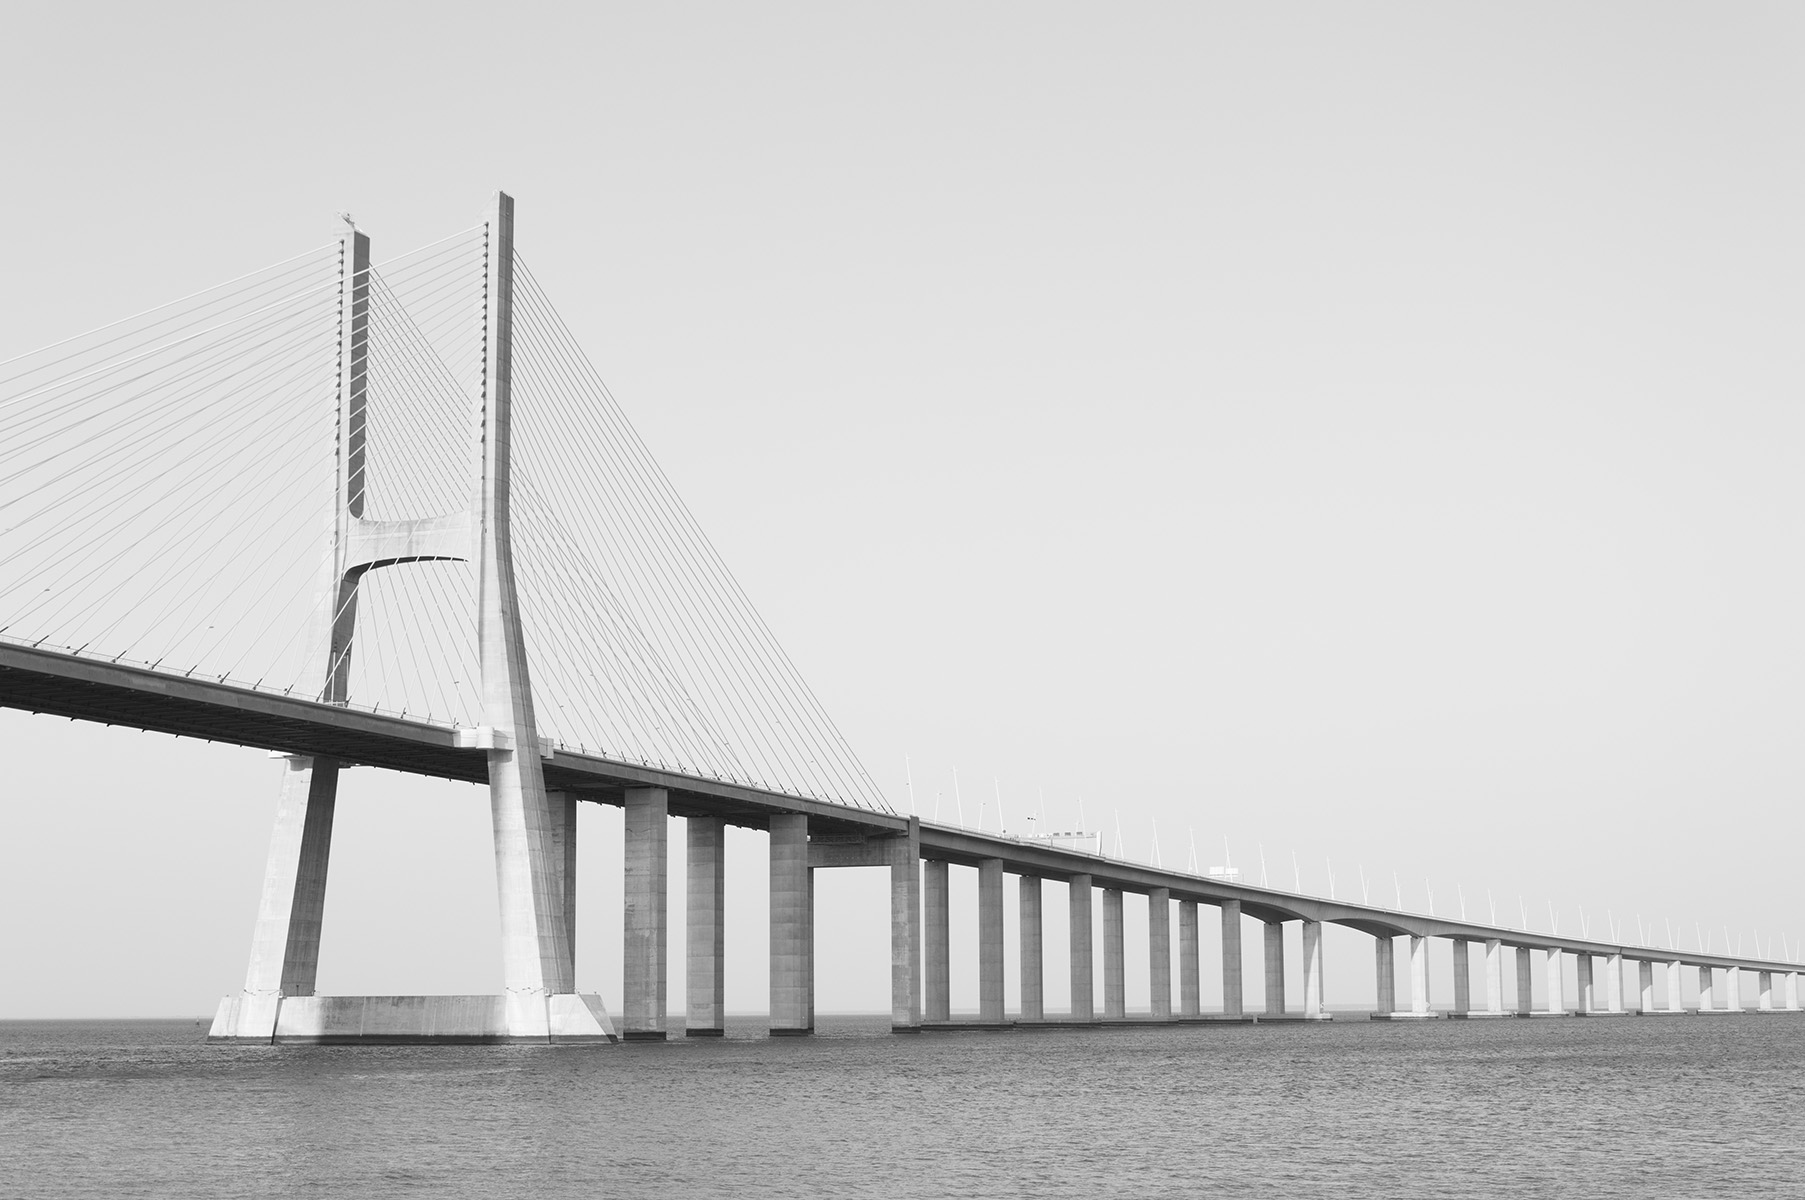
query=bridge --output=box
[2,194,1797,1042]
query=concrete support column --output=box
[1302,920,1326,1019]
[1178,900,1201,1018]
[978,859,1005,1024]
[1484,940,1504,1014]
[1375,936,1396,1014]
[1544,948,1564,1015]
[1785,972,1800,1011]
[1758,971,1773,1012]
[769,814,812,1034]
[1149,888,1172,1021]
[1606,953,1624,1014]
[242,755,341,1028]
[547,792,577,988]
[923,860,950,1023]
[1516,946,1533,1014]
[1220,900,1243,1017]
[1018,876,1043,1022]
[1069,874,1094,1021]
[1726,966,1743,1012]
[1409,935,1431,1015]
[889,820,921,1030]
[623,787,668,1040]
[1638,960,1655,1014]
[1451,940,1471,1016]
[1264,922,1286,1016]
[1575,953,1594,1015]
[1666,960,1683,1014]
[1102,888,1126,1020]
[685,815,725,1036]
[1697,964,1714,1013]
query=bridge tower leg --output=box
[1148,888,1172,1021]
[687,816,726,1036]
[1018,875,1043,1022]
[1069,874,1094,1021]
[1177,900,1200,1019]
[1220,900,1244,1017]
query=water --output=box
[3,1014,1803,1198]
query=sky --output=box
[1,2,1802,1019]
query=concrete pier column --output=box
[1697,964,1714,1013]
[1178,900,1201,1018]
[1516,946,1533,1014]
[1606,953,1624,1014]
[1375,936,1396,1014]
[623,787,668,1040]
[889,821,921,1030]
[1451,941,1471,1016]
[1102,888,1126,1020]
[1666,961,1683,1014]
[548,792,577,987]
[1302,920,1326,1019]
[1785,972,1800,1011]
[1220,900,1244,1017]
[1069,874,1094,1021]
[1758,971,1773,1012]
[1408,935,1431,1015]
[1264,922,1287,1016]
[685,816,725,1036]
[1019,876,1043,1022]
[1575,953,1594,1015]
[769,814,812,1034]
[1544,949,1564,1015]
[1149,889,1172,1021]
[1726,966,1743,1012]
[1637,960,1655,1014]
[923,860,950,1023]
[237,755,341,1037]
[1484,940,1504,1014]
[978,859,1005,1024]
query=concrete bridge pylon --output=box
[209,193,615,1044]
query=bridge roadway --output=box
[6,639,1801,1033]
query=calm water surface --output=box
[3,1014,1802,1198]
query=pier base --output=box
[209,993,617,1043]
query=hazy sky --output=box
[2,3,1801,1018]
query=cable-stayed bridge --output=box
[2,194,1797,1042]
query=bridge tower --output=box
[209,194,614,1043]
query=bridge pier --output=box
[1221,900,1244,1017]
[1018,876,1042,1022]
[1516,946,1533,1014]
[1726,966,1744,1012]
[1178,900,1200,1018]
[1102,888,1126,1020]
[769,814,812,1034]
[686,816,726,1036]
[1451,940,1471,1016]
[1758,970,1773,1011]
[1070,874,1094,1021]
[1301,920,1327,1020]
[923,859,950,1023]
[1263,921,1286,1016]
[1786,972,1801,1011]
[1638,959,1655,1014]
[1666,960,1684,1013]
[623,787,668,1040]
[890,822,921,1030]
[1149,888,1172,1021]
[1536,948,1563,1015]
[1606,953,1624,1014]
[978,859,1005,1024]
[1484,939,1505,1015]
[1575,952,1594,1015]
[1374,935,1395,1016]
[1697,964,1714,1013]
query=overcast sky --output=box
[2,3,1801,1018]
